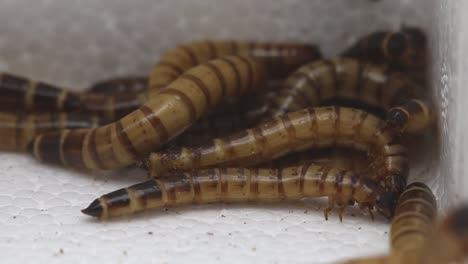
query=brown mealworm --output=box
[81,164,395,220]
[262,58,433,134]
[145,106,409,193]
[31,56,267,170]
[0,112,107,151]
[0,73,145,120]
[148,41,321,97]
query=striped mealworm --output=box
[87,76,148,95]
[81,164,396,220]
[262,58,433,134]
[145,106,409,193]
[337,182,437,264]
[341,27,427,70]
[31,55,267,170]
[0,73,145,120]
[148,41,321,97]
[390,182,437,252]
[0,112,107,151]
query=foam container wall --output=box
[0,0,461,263]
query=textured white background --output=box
[0,0,452,263]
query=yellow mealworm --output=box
[145,106,409,193]
[81,164,396,220]
[341,27,427,70]
[0,72,145,120]
[0,111,107,151]
[87,76,148,95]
[31,55,267,170]
[262,58,433,134]
[148,41,321,97]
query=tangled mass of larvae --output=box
[3,26,465,262]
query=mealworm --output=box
[148,41,321,97]
[390,182,437,252]
[341,27,427,70]
[87,76,148,95]
[31,56,267,170]
[262,58,433,134]
[81,164,396,220]
[0,73,145,120]
[145,106,409,193]
[0,112,107,151]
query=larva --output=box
[262,58,433,134]
[148,41,322,97]
[337,182,437,264]
[0,73,145,120]
[145,106,409,193]
[87,76,148,95]
[390,182,437,252]
[0,112,107,151]
[81,164,397,220]
[341,27,427,70]
[31,56,267,170]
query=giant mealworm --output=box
[81,164,396,220]
[148,41,321,97]
[31,56,267,170]
[0,112,107,151]
[145,106,409,193]
[0,73,145,120]
[262,58,433,134]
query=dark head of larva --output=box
[375,191,399,219]
[386,108,408,132]
[362,179,398,219]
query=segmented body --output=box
[262,58,433,134]
[148,41,321,97]
[145,106,409,193]
[0,73,145,120]
[32,56,267,170]
[0,112,107,151]
[87,76,148,95]
[81,164,386,219]
[390,182,437,252]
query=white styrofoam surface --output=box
[0,0,448,263]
